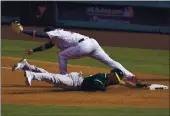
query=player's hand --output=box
[136,83,148,88]
[25,49,33,55]
[11,21,23,34]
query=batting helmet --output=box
[44,26,55,32]
[111,68,124,79]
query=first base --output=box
[149,84,169,90]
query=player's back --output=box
[81,73,107,91]
[46,29,90,49]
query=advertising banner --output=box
[56,2,169,33]
[58,3,134,24]
[57,2,168,26]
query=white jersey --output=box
[45,29,134,79]
[46,29,90,50]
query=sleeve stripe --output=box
[94,79,104,86]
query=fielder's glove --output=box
[25,49,33,55]
[11,21,23,34]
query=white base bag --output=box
[148,84,169,90]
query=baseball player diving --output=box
[12,58,153,91]
[12,21,135,79]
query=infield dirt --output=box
[2,56,169,108]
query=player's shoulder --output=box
[53,28,64,32]
[97,73,106,75]
[92,73,106,78]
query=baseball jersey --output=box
[80,73,108,91]
[46,29,90,49]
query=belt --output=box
[78,38,85,43]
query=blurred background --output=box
[1,1,170,50]
[1,1,170,33]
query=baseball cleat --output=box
[78,71,83,77]
[12,58,28,71]
[24,71,33,86]
[79,71,83,75]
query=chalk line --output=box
[1,66,12,70]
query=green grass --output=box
[1,39,169,76]
[2,104,169,116]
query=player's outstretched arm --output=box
[22,29,50,38]
[25,41,55,55]
[11,21,50,39]
[122,80,136,88]
[115,72,145,88]
[119,79,148,89]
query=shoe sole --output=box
[12,58,25,71]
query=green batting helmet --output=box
[111,68,124,79]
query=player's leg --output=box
[24,71,61,86]
[58,40,93,74]
[12,59,48,73]
[90,39,134,78]
[24,71,81,90]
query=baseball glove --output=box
[11,21,23,34]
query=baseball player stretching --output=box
[12,59,150,91]
[12,21,135,79]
